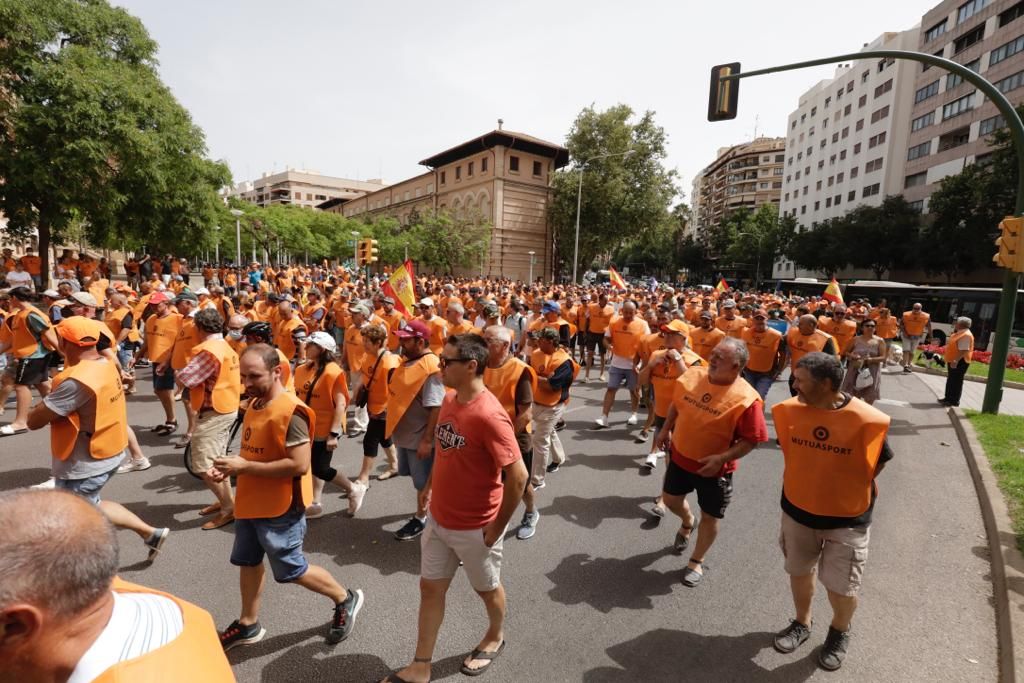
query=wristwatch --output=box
[329,430,342,438]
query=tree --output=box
[785,218,852,278]
[405,209,491,275]
[548,105,678,278]
[844,196,922,279]
[721,204,796,287]
[0,0,230,280]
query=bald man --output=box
[0,489,233,682]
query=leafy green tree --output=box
[406,209,490,275]
[722,204,795,286]
[786,217,852,278]
[0,0,229,279]
[841,196,922,279]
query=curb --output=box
[910,365,1024,391]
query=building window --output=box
[837,172,844,183]
[811,106,817,115]
[801,205,807,215]
[995,69,1024,93]
[911,111,936,131]
[816,180,823,190]
[868,132,887,148]
[825,197,832,208]
[832,132,839,143]
[908,141,932,160]
[905,171,928,188]
[1000,1,1024,27]
[914,80,940,103]
[870,105,890,123]
[865,158,884,173]
[827,176,834,187]
[858,94,867,108]
[946,58,981,90]
[909,199,925,213]
[773,181,782,189]
[840,150,847,160]
[873,79,893,98]
[846,81,854,93]
[509,156,519,172]
[775,154,785,162]
[841,126,849,139]
[938,126,971,151]
[925,19,948,42]
[818,160,825,169]
[942,92,975,120]
[851,166,860,178]
[481,157,488,172]
[957,0,992,24]
[848,190,857,201]
[844,103,852,116]
[533,160,543,177]
[861,70,869,83]
[820,140,827,149]
[773,167,783,175]
[468,161,474,176]
[814,201,821,210]
[455,165,461,180]
[835,194,842,206]
[989,36,1024,67]
[953,25,985,55]
[853,142,862,154]
[862,183,881,198]
[825,97,831,108]
[980,113,1007,136]
[440,171,446,184]
[404,191,411,201]
[791,120,798,130]
[855,119,864,132]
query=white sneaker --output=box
[305,502,324,519]
[643,451,661,470]
[627,413,639,426]
[594,415,609,428]
[117,457,152,474]
[598,374,607,382]
[31,477,55,489]
[347,482,368,517]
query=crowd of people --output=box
[0,257,975,681]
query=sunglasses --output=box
[439,356,473,369]
[863,323,876,327]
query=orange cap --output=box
[56,317,103,347]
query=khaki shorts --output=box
[189,410,238,472]
[778,511,869,597]
[420,517,505,592]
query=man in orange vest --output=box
[0,489,232,682]
[595,301,650,429]
[176,308,241,530]
[445,301,476,336]
[690,310,726,362]
[784,315,838,397]
[386,319,444,542]
[135,290,182,434]
[740,308,786,401]
[168,291,201,448]
[654,337,768,587]
[26,317,169,559]
[528,327,576,488]
[274,294,308,365]
[771,352,892,671]
[0,286,59,436]
[817,306,857,360]
[940,316,974,407]
[210,344,364,650]
[583,292,615,382]
[714,299,747,339]
[415,297,449,354]
[899,302,932,373]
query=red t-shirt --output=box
[430,389,521,530]
[672,402,769,476]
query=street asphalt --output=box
[0,366,998,682]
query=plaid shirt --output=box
[176,348,220,410]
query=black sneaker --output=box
[327,589,364,644]
[555,420,566,431]
[144,527,169,561]
[220,619,266,651]
[395,517,426,541]
[818,626,850,671]
[773,619,811,654]
[546,461,560,473]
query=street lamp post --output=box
[528,250,536,284]
[350,230,360,267]
[229,209,243,267]
[213,226,220,264]
[573,149,635,284]
[737,231,762,291]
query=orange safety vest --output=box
[530,348,577,406]
[274,316,306,361]
[364,350,401,416]
[483,356,537,432]
[607,317,648,360]
[902,310,930,337]
[385,353,441,438]
[773,395,890,518]
[945,329,974,363]
[418,316,449,354]
[104,306,140,344]
[648,350,687,418]
[92,578,234,683]
[294,361,349,439]
[818,317,857,355]
[714,315,747,339]
[690,326,726,362]
[170,317,199,371]
[235,391,314,519]
[50,359,128,461]
[741,326,783,374]
[587,303,615,334]
[275,348,295,393]
[144,312,181,363]
[381,309,405,351]
[669,366,761,468]
[344,324,367,373]
[1,304,50,359]
[303,303,327,331]
[875,315,898,340]
[786,328,835,366]
[188,338,241,414]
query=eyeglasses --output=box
[862,323,876,327]
[439,356,473,369]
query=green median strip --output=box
[966,411,1024,554]
[913,353,1024,385]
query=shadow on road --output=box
[583,627,819,682]
[304,512,422,578]
[546,549,679,612]
[542,494,651,530]
[0,466,50,488]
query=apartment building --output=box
[321,127,569,282]
[691,137,786,245]
[227,169,386,209]
[904,0,1024,212]
[774,29,920,279]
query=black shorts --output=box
[652,414,667,432]
[584,332,606,354]
[662,459,733,519]
[15,356,50,386]
[362,415,392,457]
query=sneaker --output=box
[817,626,850,671]
[516,511,540,540]
[773,619,812,654]
[555,420,566,431]
[347,482,368,517]
[902,366,912,373]
[635,429,650,443]
[117,457,151,474]
[627,413,639,425]
[327,589,364,644]
[305,502,324,519]
[395,517,426,541]
[144,527,169,561]
[532,480,546,490]
[579,376,588,384]
[594,415,608,428]
[649,500,666,518]
[642,451,661,470]
[220,619,266,651]
[546,461,561,473]
[598,374,607,382]
[30,477,56,490]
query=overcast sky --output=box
[116,0,929,202]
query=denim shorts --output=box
[230,509,309,583]
[55,467,118,505]
[397,446,434,490]
[152,366,176,391]
[607,365,637,391]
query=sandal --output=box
[673,514,695,553]
[382,656,431,683]
[0,425,27,437]
[377,469,399,481]
[172,435,192,449]
[152,421,177,435]
[682,559,706,587]
[199,503,222,516]
[460,640,506,677]
[201,512,235,530]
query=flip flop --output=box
[199,503,222,516]
[201,513,234,531]
[377,469,399,481]
[0,426,27,437]
[460,640,506,677]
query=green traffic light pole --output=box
[715,50,1024,414]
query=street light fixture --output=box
[573,149,635,285]
[736,231,763,292]
[528,250,536,284]
[229,209,243,267]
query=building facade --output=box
[774,29,920,279]
[322,128,569,282]
[691,137,786,246]
[227,169,386,209]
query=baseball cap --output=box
[349,303,370,316]
[149,291,171,304]
[483,302,500,317]
[660,320,689,335]
[173,291,199,304]
[41,289,60,299]
[306,331,338,353]
[56,317,102,347]
[537,327,560,343]
[419,297,434,308]
[194,287,210,296]
[752,308,768,319]
[722,299,737,308]
[699,310,714,319]
[541,300,561,314]
[59,291,98,308]
[395,319,430,340]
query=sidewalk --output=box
[912,369,1024,416]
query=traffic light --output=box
[708,62,741,122]
[355,240,364,267]
[364,238,379,264]
[993,216,1024,272]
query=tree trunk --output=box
[39,218,51,290]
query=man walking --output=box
[740,308,785,401]
[900,302,931,373]
[528,327,576,488]
[0,286,58,436]
[595,301,649,429]
[940,316,974,407]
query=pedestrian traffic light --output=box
[364,238,379,264]
[993,216,1024,272]
[708,62,741,122]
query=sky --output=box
[115,0,930,202]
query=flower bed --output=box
[917,343,1024,369]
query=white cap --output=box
[194,287,210,296]
[419,297,434,307]
[306,331,337,352]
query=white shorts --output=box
[420,517,505,592]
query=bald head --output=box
[798,314,818,334]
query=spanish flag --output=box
[609,266,627,290]
[823,277,844,305]
[381,259,418,318]
[715,277,729,293]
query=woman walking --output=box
[840,320,888,404]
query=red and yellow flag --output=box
[823,278,844,305]
[381,259,418,318]
[608,266,627,290]
[715,277,729,293]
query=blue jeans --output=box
[742,369,774,401]
[230,509,309,582]
[397,446,434,490]
[607,365,638,391]
[56,467,118,505]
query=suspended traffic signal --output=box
[365,239,379,264]
[708,62,741,122]
[993,216,1024,272]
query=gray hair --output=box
[484,325,512,344]
[716,336,749,369]
[956,316,972,328]
[796,351,844,391]
[0,490,118,617]
[447,302,465,315]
